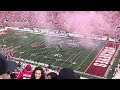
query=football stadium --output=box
[0,11,120,79]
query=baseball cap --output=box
[26,64,32,71]
[59,68,79,79]
[0,54,17,75]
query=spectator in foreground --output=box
[31,67,45,79]
[17,61,22,68]
[0,54,17,79]
[59,68,79,79]
[16,64,32,79]
[10,71,17,79]
[46,72,59,79]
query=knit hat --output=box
[59,68,77,79]
[26,64,32,71]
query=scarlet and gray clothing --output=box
[16,71,32,79]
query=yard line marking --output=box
[68,50,84,68]
[0,32,16,44]
[4,31,30,47]
[16,35,41,53]
[75,42,101,71]
[59,49,78,67]
[51,48,72,66]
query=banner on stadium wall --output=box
[13,57,49,67]
[5,27,13,29]
[5,27,20,30]
[23,28,30,31]
[109,37,115,42]
[12,27,19,30]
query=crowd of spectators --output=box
[0,54,80,79]
[0,11,120,37]
[0,11,34,29]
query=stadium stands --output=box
[0,11,120,79]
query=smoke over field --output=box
[33,11,120,49]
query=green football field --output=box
[1,29,120,79]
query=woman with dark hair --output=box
[31,67,45,79]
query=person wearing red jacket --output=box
[16,64,32,79]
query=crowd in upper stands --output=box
[0,11,34,29]
[0,11,120,36]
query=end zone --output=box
[85,42,120,77]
